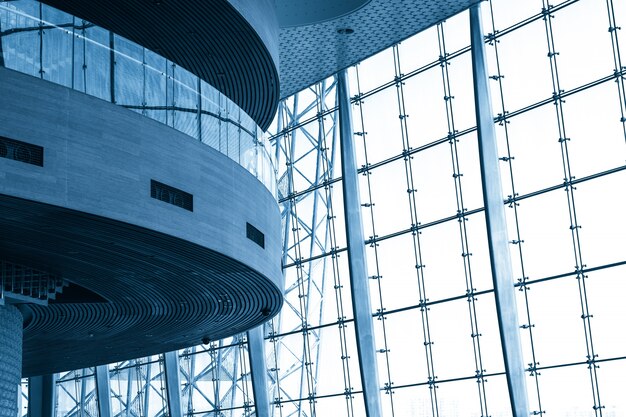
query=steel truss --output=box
[179,336,254,416]
[55,369,98,417]
[266,78,341,416]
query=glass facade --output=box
[0,0,276,196]
[15,0,626,415]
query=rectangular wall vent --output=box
[246,222,265,249]
[0,135,44,166]
[150,180,193,212]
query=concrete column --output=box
[336,69,383,417]
[0,304,22,417]
[28,374,57,417]
[247,325,271,417]
[163,351,183,417]
[469,4,530,417]
[95,365,112,417]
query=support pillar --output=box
[95,365,112,417]
[28,374,57,417]
[469,4,530,417]
[163,351,183,417]
[247,325,270,417]
[0,304,22,417]
[337,69,383,417]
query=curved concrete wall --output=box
[0,67,282,290]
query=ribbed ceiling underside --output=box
[279,0,479,98]
[0,195,282,377]
[39,0,279,130]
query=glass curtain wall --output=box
[268,0,626,415]
[18,0,626,415]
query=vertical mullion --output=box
[353,63,397,416]
[484,0,545,414]
[541,2,604,414]
[393,42,443,416]
[605,0,626,140]
[438,17,490,416]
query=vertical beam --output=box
[28,374,57,417]
[95,365,112,417]
[469,4,530,417]
[163,351,183,417]
[229,343,239,411]
[247,326,271,417]
[124,366,133,417]
[143,359,152,416]
[80,369,87,417]
[336,69,383,417]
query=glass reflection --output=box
[0,0,276,196]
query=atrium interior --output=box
[0,0,625,416]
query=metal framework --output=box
[178,336,254,416]
[267,78,343,416]
[55,369,98,416]
[17,1,626,416]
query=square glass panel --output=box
[523,277,590,366]
[537,364,598,415]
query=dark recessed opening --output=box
[0,135,44,166]
[150,180,193,212]
[49,281,109,304]
[337,28,355,35]
[246,222,265,249]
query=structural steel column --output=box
[163,351,183,417]
[95,365,112,417]
[469,4,530,416]
[28,374,57,417]
[337,69,383,417]
[247,325,271,417]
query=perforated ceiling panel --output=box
[279,0,479,98]
[275,0,371,27]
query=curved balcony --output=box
[0,1,277,196]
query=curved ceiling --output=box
[39,0,280,130]
[278,0,480,98]
[0,195,282,377]
[275,0,371,27]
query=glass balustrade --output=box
[0,0,277,197]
